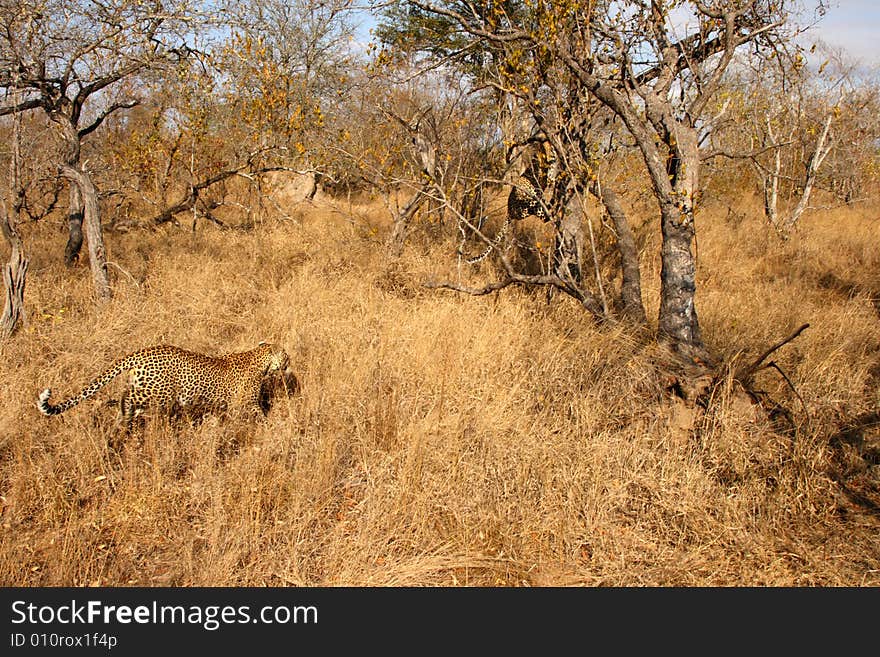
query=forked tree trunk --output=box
[781,112,834,233]
[61,164,112,303]
[590,84,706,357]
[761,107,835,236]
[388,125,438,257]
[628,121,704,353]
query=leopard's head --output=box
[257,341,290,375]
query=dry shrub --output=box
[0,194,878,586]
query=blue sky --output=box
[801,0,879,63]
[354,2,878,66]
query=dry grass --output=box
[1,189,878,586]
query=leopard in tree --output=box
[465,142,556,264]
[37,342,290,430]
[464,174,550,264]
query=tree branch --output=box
[71,62,145,122]
[148,159,300,225]
[736,323,810,384]
[78,100,139,139]
[0,97,43,117]
[424,268,604,318]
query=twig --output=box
[737,323,810,383]
[106,261,139,288]
[424,277,517,296]
[766,361,809,419]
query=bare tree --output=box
[379,0,817,361]
[762,99,837,234]
[709,46,850,236]
[216,0,359,178]
[0,0,199,302]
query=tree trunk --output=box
[552,200,584,288]
[629,125,704,352]
[591,84,706,356]
[658,200,702,352]
[3,86,29,338]
[65,184,84,266]
[761,115,783,230]
[61,164,112,303]
[51,114,88,266]
[590,179,647,325]
[656,124,705,356]
[387,183,429,258]
[1,203,28,339]
[386,126,437,257]
[781,112,833,233]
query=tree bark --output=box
[3,85,29,338]
[1,203,28,339]
[552,200,585,288]
[50,113,89,267]
[386,123,437,257]
[65,184,84,266]
[589,179,647,325]
[583,82,705,354]
[658,200,702,352]
[387,183,429,258]
[60,164,112,303]
[658,125,704,353]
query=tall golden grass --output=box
[1,188,878,586]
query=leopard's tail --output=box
[464,216,512,264]
[37,356,136,417]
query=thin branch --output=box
[71,61,146,122]
[737,323,810,383]
[424,276,518,296]
[147,155,292,225]
[424,267,603,319]
[701,140,797,162]
[78,99,139,138]
[0,97,43,117]
[766,361,809,419]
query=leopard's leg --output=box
[248,398,266,418]
[107,390,136,450]
[123,389,138,432]
[246,383,268,418]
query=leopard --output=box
[465,174,550,264]
[37,342,290,430]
